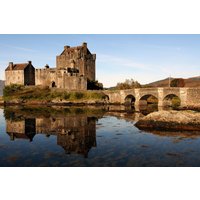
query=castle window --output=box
[52,81,56,88]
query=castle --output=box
[5,42,96,91]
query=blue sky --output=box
[0,34,200,87]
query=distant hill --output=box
[145,76,200,88]
[0,80,5,96]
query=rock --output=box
[135,110,200,131]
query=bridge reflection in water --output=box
[5,107,99,158]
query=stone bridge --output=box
[103,87,200,107]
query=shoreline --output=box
[1,100,200,111]
[135,110,200,131]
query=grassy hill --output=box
[145,76,200,88]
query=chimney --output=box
[92,54,96,60]
[28,61,32,65]
[45,64,49,69]
[82,42,87,48]
[9,62,13,70]
[64,45,70,50]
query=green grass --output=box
[3,84,106,102]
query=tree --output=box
[115,79,141,90]
[87,79,103,90]
[170,78,185,87]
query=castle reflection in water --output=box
[5,108,97,157]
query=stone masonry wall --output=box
[5,70,24,86]
[63,76,87,90]
[186,88,200,106]
[36,68,87,90]
[24,65,35,85]
[35,68,57,87]
[56,44,95,81]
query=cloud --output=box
[1,44,37,52]
[97,53,156,72]
[159,64,200,76]
[96,54,200,87]
[143,44,182,52]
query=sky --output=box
[0,34,200,87]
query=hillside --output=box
[145,76,200,88]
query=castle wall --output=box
[5,70,24,86]
[63,75,87,90]
[85,55,96,81]
[36,68,87,90]
[24,65,35,85]
[35,68,57,87]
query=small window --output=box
[52,81,56,87]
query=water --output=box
[0,105,200,167]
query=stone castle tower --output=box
[5,42,96,91]
[56,42,96,81]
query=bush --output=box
[172,96,181,107]
[3,84,24,96]
[74,92,84,99]
[63,92,70,100]
[170,78,185,87]
[87,80,103,90]
[115,79,141,90]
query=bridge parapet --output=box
[103,87,200,107]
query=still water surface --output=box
[1,106,200,167]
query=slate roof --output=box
[60,46,91,56]
[5,63,29,71]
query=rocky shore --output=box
[135,110,200,131]
[2,99,108,106]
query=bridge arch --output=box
[139,94,158,106]
[163,94,181,107]
[103,95,110,103]
[124,94,136,105]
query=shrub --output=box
[63,92,70,100]
[172,96,181,107]
[74,92,84,99]
[170,78,185,87]
[115,79,141,90]
[87,79,103,90]
[3,84,24,96]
